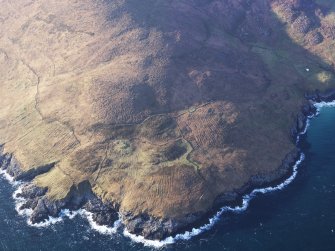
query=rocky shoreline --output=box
[1,89,335,242]
[120,89,335,241]
[0,148,119,229]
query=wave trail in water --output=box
[1,100,334,248]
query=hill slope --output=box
[1,0,335,239]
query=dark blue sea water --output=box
[1,105,335,251]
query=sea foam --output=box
[123,100,334,247]
[76,209,121,235]
[123,153,305,248]
[0,100,334,248]
[0,169,21,186]
[0,171,120,232]
[314,100,335,111]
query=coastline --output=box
[0,170,122,234]
[1,98,335,248]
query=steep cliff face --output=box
[1,0,335,239]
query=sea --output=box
[1,103,335,251]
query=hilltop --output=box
[1,0,335,239]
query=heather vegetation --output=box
[1,0,335,239]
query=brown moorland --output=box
[1,0,335,239]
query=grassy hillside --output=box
[1,0,335,237]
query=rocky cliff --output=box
[1,0,335,240]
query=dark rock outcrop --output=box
[1,86,334,240]
[121,211,204,240]
[305,89,335,102]
[83,198,119,226]
[0,150,119,227]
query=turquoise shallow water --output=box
[1,106,335,251]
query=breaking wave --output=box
[123,153,305,248]
[0,172,120,235]
[1,100,334,248]
[123,100,335,247]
